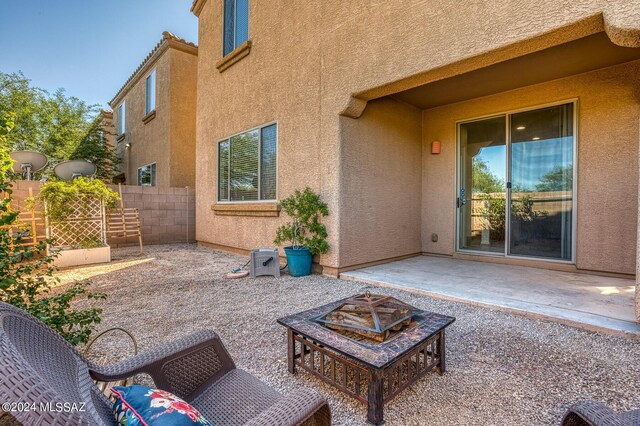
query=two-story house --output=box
[109,31,197,187]
[191,0,640,312]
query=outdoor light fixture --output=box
[532,137,541,141]
[431,140,441,154]
[125,143,131,149]
[516,126,526,130]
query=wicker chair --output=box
[0,302,331,425]
[561,401,640,426]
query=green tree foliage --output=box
[0,71,118,181]
[536,165,573,192]
[274,187,329,255]
[472,157,504,194]
[0,112,105,346]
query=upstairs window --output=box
[145,69,156,114]
[223,0,249,56]
[137,163,157,186]
[218,123,277,202]
[118,102,126,135]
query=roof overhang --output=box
[391,32,640,110]
[109,32,198,107]
[191,0,207,17]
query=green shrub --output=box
[274,187,329,256]
[0,112,105,346]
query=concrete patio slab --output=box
[340,255,640,336]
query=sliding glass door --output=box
[457,102,575,261]
[458,117,507,253]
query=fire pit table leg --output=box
[287,328,295,374]
[367,369,385,425]
[437,329,446,375]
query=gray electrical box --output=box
[250,248,280,278]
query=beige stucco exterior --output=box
[109,32,197,188]
[192,0,640,293]
[421,60,640,275]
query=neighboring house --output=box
[97,110,116,152]
[109,31,197,187]
[191,1,640,285]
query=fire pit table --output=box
[277,293,455,425]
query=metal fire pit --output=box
[313,291,416,342]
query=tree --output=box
[536,165,573,192]
[0,71,118,181]
[0,111,105,346]
[71,115,120,181]
[472,157,504,194]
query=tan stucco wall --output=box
[422,60,640,275]
[114,52,171,187]
[338,98,422,268]
[169,48,198,188]
[194,0,640,272]
[195,1,323,254]
[112,45,197,188]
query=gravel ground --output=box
[63,244,640,426]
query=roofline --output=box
[109,32,198,107]
[191,0,207,17]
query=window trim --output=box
[222,0,250,58]
[137,162,157,187]
[217,120,278,204]
[145,68,156,115]
[118,102,126,135]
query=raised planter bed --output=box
[52,245,111,268]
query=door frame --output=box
[454,98,579,264]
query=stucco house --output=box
[190,1,640,313]
[109,31,198,188]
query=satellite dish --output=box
[10,151,48,180]
[53,160,97,181]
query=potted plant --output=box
[274,187,329,276]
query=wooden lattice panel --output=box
[48,197,106,249]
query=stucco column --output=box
[637,112,640,322]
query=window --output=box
[137,163,156,186]
[218,123,276,202]
[118,102,126,135]
[223,0,249,56]
[145,69,156,114]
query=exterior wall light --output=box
[125,143,131,149]
[431,140,441,154]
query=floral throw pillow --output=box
[111,385,212,426]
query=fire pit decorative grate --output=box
[313,291,417,343]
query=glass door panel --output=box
[509,104,574,260]
[458,116,506,253]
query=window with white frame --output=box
[218,123,276,202]
[118,102,126,135]
[137,163,156,186]
[223,0,249,56]
[145,69,156,114]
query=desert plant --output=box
[0,111,105,346]
[274,187,329,255]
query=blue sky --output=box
[1,0,198,109]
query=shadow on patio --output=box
[341,255,639,336]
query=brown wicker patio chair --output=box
[561,400,640,426]
[0,302,331,425]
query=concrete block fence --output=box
[7,180,195,249]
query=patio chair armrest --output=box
[560,400,629,426]
[245,388,331,426]
[89,330,236,400]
